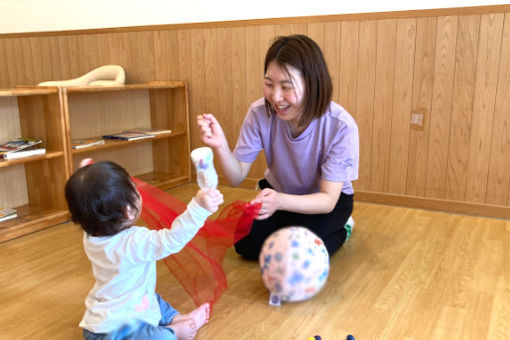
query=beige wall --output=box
[1,5,509,218]
[2,0,508,33]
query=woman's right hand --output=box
[197,113,226,150]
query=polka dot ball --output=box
[259,226,330,302]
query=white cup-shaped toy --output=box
[191,147,218,189]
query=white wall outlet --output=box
[410,112,424,127]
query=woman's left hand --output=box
[251,188,279,220]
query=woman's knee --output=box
[234,238,261,261]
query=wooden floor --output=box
[1,183,509,339]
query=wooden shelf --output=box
[71,131,186,155]
[0,204,69,242]
[0,81,191,242]
[64,81,186,93]
[136,172,190,191]
[64,81,191,191]
[0,151,65,168]
[0,88,69,242]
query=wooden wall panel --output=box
[372,19,396,193]
[425,16,458,199]
[446,15,480,201]
[407,17,437,197]
[0,39,8,85]
[257,25,278,178]
[1,5,509,216]
[324,22,341,103]
[355,21,378,191]
[153,30,180,81]
[243,26,261,180]
[487,13,510,206]
[204,29,219,115]
[3,38,19,86]
[339,21,359,117]
[465,13,504,203]
[231,27,247,150]
[388,18,416,194]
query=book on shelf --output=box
[102,132,155,141]
[1,146,46,160]
[122,128,172,136]
[72,138,105,149]
[0,208,17,222]
[0,138,42,155]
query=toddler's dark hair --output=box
[65,161,140,236]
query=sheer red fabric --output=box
[133,178,260,308]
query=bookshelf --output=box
[0,88,69,242]
[0,82,191,242]
[63,81,191,191]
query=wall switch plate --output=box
[410,112,424,127]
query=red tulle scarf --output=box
[133,178,260,309]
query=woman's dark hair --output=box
[264,34,333,127]
[65,161,140,236]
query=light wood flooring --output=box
[1,183,509,339]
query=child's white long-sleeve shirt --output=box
[79,198,212,333]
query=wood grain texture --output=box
[387,18,416,194]
[354,20,378,191]
[465,13,504,203]
[426,16,458,199]
[1,183,509,339]
[445,15,480,201]
[371,19,396,193]
[1,7,509,216]
[339,21,359,118]
[406,17,437,197]
[0,88,68,242]
[487,13,510,206]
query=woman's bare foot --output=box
[175,303,210,329]
[169,317,197,340]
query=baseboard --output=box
[355,191,510,219]
[211,173,510,219]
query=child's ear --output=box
[125,204,137,220]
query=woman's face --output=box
[262,61,305,126]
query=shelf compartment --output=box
[71,131,187,155]
[65,81,191,191]
[0,151,65,168]
[0,204,69,242]
[0,88,69,242]
[136,172,190,191]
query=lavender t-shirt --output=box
[233,98,359,195]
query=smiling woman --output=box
[263,62,305,129]
[197,34,359,262]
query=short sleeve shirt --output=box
[233,98,359,195]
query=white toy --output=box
[38,65,125,87]
[190,147,218,189]
[259,226,330,305]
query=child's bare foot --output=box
[169,317,197,340]
[180,303,210,329]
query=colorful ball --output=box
[259,226,329,302]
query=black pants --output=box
[234,179,354,260]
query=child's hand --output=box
[79,158,94,167]
[195,188,224,213]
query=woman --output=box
[197,34,359,260]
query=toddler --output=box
[65,160,223,340]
